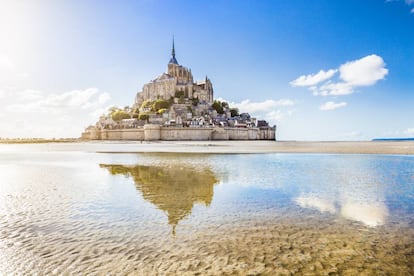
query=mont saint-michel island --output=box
[81,41,275,141]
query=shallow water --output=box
[0,143,413,274]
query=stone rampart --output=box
[161,127,213,140]
[94,129,145,140]
[82,126,275,141]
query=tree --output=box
[221,101,229,109]
[111,110,131,121]
[138,113,149,122]
[212,100,224,114]
[230,108,239,117]
[141,100,153,110]
[152,99,170,112]
[108,106,120,115]
[131,107,140,118]
[157,108,168,114]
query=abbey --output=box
[81,40,276,141]
[134,40,213,109]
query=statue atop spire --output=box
[169,36,179,65]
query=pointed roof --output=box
[169,37,179,65]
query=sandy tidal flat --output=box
[89,140,414,155]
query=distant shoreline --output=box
[372,138,414,141]
[0,138,79,144]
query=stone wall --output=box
[161,127,213,141]
[82,126,275,141]
[98,129,145,140]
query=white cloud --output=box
[339,55,388,86]
[227,99,294,114]
[315,82,353,96]
[319,101,347,111]
[0,88,112,138]
[290,69,337,87]
[411,7,414,12]
[216,98,295,125]
[290,54,388,100]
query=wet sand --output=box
[2,215,413,275]
[93,140,414,155]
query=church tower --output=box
[169,37,178,65]
[167,38,193,84]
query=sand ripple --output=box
[1,212,413,275]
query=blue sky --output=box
[0,0,413,140]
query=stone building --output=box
[134,39,213,109]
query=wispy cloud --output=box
[228,99,294,113]
[217,98,295,125]
[290,69,337,87]
[315,82,353,96]
[1,88,112,138]
[319,101,347,111]
[291,54,388,99]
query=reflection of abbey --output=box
[100,163,218,234]
[82,40,276,141]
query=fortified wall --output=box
[82,125,276,141]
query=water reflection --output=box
[341,201,389,227]
[100,163,219,233]
[294,196,337,214]
[294,194,389,227]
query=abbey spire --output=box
[169,37,178,65]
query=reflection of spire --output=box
[172,224,176,236]
[100,162,218,235]
[169,36,179,65]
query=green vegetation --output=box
[140,99,171,113]
[131,107,140,118]
[152,99,170,112]
[230,108,239,117]
[157,108,168,114]
[109,107,131,121]
[141,100,153,109]
[138,113,149,122]
[212,100,227,114]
